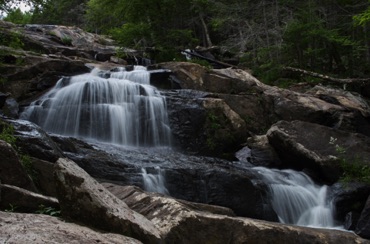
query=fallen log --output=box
[283,66,370,85]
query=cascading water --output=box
[253,167,339,228]
[21,66,171,147]
[141,166,169,195]
[19,64,344,230]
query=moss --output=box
[207,112,222,130]
[61,36,72,46]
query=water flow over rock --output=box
[21,66,172,147]
[141,166,169,195]
[253,167,339,228]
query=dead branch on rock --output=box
[182,50,237,69]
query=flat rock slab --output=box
[0,211,141,243]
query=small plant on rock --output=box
[4,204,17,212]
[35,204,61,217]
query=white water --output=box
[21,66,171,147]
[253,167,338,228]
[141,166,169,195]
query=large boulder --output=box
[103,183,369,244]
[0,211,141,243]
[266,120,370,183]
[54,157,162,243]
[166,89,249,159]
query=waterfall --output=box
[141,166,169,195]
[21,66,172,147]
[253,167,338,228]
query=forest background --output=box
[1,0,370,86]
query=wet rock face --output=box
[164,168,277,221]
[165,89,208,153]
[47,134,276,221]
[5,118,63,162]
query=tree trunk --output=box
[199,13,212,47]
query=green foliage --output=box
[0,30,24,50]
[0,121,17,148]
[109,23,151,48]
[3,8,32,24]
[30,0,87,26]
[85,0,124,33]
[35,204,61,216]
[254,62,282,85]
[341,159,370,185]
[188,59,211,69]
[353,4,370,26]
[329,137,370,184]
